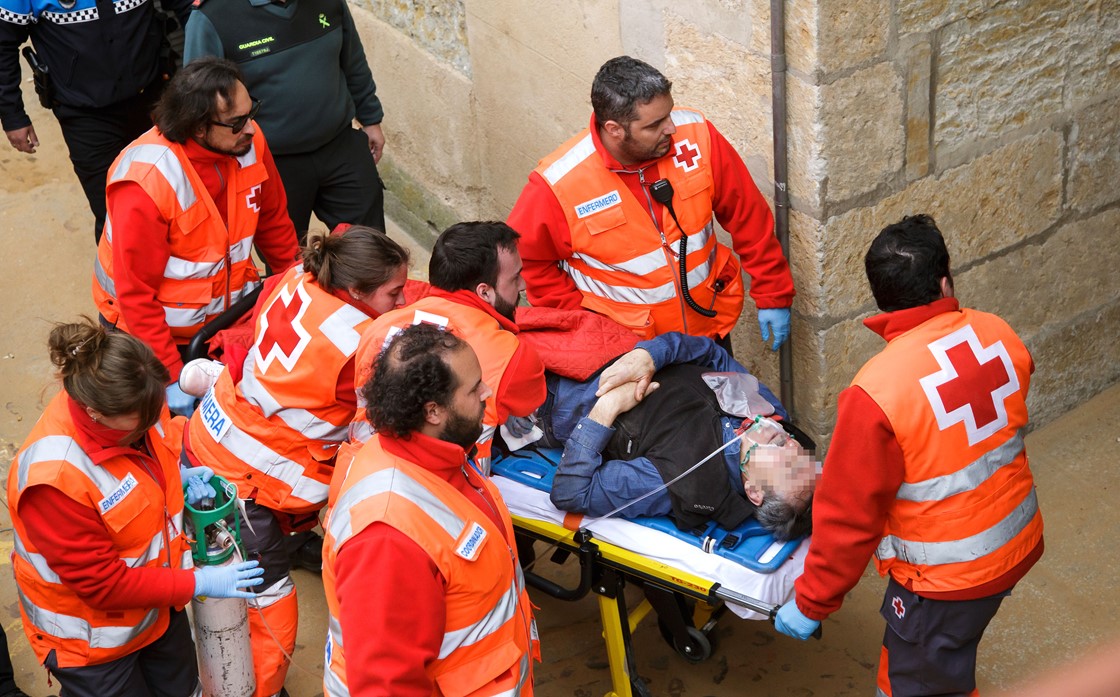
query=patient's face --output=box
[740,442,819,509]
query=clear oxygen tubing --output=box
[520,417,770,573]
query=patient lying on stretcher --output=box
[506,332,820,541]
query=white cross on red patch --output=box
[918,324,1019,446]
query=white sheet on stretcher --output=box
[494,475,807,621]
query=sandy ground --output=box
[2,76,1119,696]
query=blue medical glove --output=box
[774,600,820,640]
[181,465,216,505]
[504,414,537,439]
[166,383,198,418]
[193,560,264,599]
[758,308,791,351]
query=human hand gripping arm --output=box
[595,348,655,400]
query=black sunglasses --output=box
[211,98,261,134]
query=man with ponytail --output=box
[183,226,410,697]
[7,318,262,697]
[92,57,300,418]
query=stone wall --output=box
[348,0,1119,445]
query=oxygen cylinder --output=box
[184,475,256,697]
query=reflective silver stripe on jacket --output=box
[13,531,60,584]
[163,236,254,282]
[572,221,713,277]
[94,256,117,298]
[239,352,349,442]
[163,280,261,329]
[17,435,117,493]
[541,134,596,186]
[18,588,159,649]
[876,487,1039,567]
[110,143,197,212]
[670,109,705,126]
[323,615,348,696]
[201,395,330,504]
[490,652,531,697]
[329,468,464,546]
[438,579,520,659]
[121,529,166,568]
[562,239,716,305]
[897,432,1026,503]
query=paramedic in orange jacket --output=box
[324,323,536,696]
[92,57,299,417]
[774,215,1044,697]
[508,56,794,348]
[7,319,262,697]
[184,227,410,697]
[350,221,546,474]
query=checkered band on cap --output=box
[40,6,100,23]
[114,0,148,14]
[0,6,33,23]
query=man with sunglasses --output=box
[184,0,386,242]
[93,57,299,418]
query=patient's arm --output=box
[596,348,655,399]
[598,332,750,399]
[549,416,672,519]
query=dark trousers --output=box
[44,609,199,697]
[877,576,1009,697]
[273,126,385,243]
[53,81,163,245]
[0,625,20,694]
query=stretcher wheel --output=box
[658,620,712,663]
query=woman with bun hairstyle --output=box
[182,225,410,697]
[6,319,263,697]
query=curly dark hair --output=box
[363,324,466,438]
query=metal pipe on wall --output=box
[770,0,795,418]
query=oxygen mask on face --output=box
[736,416,793,472]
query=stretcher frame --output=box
[514,512,785,697]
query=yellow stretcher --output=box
[512,509,804,697]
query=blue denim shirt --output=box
[542,332,785,518]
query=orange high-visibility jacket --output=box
[351,296,542,473]
[322,436,535,697]
[854,308,1043,594]
[188,268,375,514]
[7,394,192,668]
[533,109,744,339]
[93,126,268,343]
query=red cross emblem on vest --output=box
[673,139,701,172]
[918,324,1019,447]
[256,281,312,372]
[892,596,906,619]
[246,184,262,213]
